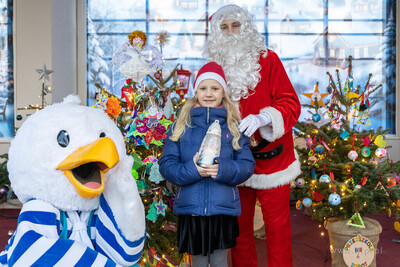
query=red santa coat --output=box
[239,50,301,189]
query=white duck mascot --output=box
[0,95,146,266]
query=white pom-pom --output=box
[62,94,81,105]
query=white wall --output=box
[52,0,77,103]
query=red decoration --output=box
[176,65,191,99]
[121,79,135,110]
[312,191,324,202]
[154,72,161,80]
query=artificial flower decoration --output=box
[106,96,122,117]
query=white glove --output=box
[238,113,272,137]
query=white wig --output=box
[205,5,267,101]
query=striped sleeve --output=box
[94,195,146,266]
[3,199,116,267]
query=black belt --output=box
[251,140,283,159]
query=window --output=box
[364,47,368,58]
[339,48,345,59]
[86,0,396,134]
[329,48,335,58]
[0,0,13,138]
[354,47,360,59]
[319,47,325,58]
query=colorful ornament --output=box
[375,148,387,159]
[143,155,158,164]
[131,169,139,181]
[332,123,341,131]
[354,185,362,191]
[308,155,317,165]
[311,169,316,179]
[306,137,313,149]
[296,178,305,187]
[154,71,161,80]
[302,82,328,108]
[132,153,145,170]
[345,92,360,102]
[0,186,8,195]
[328,193,341,206]
[121,79,135,110]
[393,172,400,183]
[394,221,400,233]
[312,113,321,122]
[374,135,386,148]
[348,150,358,161]
[146,201,159,222]
[94,94,108,110]
[386,177,396,188]
[296,199,303,210]
[302,198,312,207]
[361,147,371,157]
[155,199,168,216]
[290,180,296,189]
[312,191,324,202]
[319,174,331,183]
[361,135,372,146]
[340,131,349,140]
[357,116,371,126]
[329,172,335,181]
[148,162,165,184]
[315,144,325,154]
[136,179,149,195]
[347,212,365,228]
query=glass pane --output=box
[86,0,396,133]
[0,0,14,138]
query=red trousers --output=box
[231,185,292,267]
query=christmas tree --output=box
[293,56,400,226]
[92,31,189,265]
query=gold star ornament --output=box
[303,82,328,108]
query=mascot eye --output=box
[100,132,106,138]
[57,130,70,148]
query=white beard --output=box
[207,33,264,101]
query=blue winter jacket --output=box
[159,107,255,216]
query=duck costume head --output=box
[1,95,146,266]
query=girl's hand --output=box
[204,161,219,178]
[193,152,209,177]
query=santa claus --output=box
[206,5,301,267]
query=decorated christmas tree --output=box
[293,56,400,226]
[93,31,190,265]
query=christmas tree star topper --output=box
[36,64,54,82]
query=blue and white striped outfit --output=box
[0,196,145,266]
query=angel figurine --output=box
[112,30,164,82]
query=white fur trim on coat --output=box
[259,106,285,142]
[240,149,301,189]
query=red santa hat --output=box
[194,62,227,92]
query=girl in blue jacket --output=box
[159,62,255,267]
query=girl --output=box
[159,62,255,267]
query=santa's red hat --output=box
[194,62,227,92]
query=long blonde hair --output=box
[170,93,242,150]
